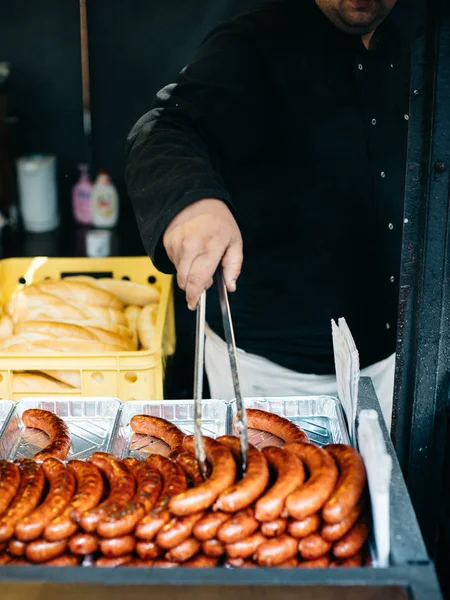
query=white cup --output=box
[86,229,111,257]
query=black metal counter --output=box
[0,378,442,599]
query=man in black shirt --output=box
[126,0,411,429]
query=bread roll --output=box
[65,276,160,306]
[0,315,13,341]
[125,306,141,347]
[31,280,124,310]
[13,302,126,326]
[42,370,81,388]
[12,371,75,392]
[137,304,157,350]
[0,339,124,354]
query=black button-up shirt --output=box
[126,0,412,374]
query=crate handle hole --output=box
[91,372,104,384]
[148,276,157,285]
[18,277,26,284]
[122,276,131,281]
[125,372,138,384]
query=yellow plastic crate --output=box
[0,256,175,401]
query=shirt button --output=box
[390,64,394,69]
[388,223,394,230]
[390,276,395,283]
[358,63,364,70]
[371,118,377,125]
[381,171,386,178]
[386,323,391,330]
[404,114,410,120]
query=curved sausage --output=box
[169,448,205,487]
[298,533,332,560]
[279,557,299,567]
[333,518,369,559]
[331,552,364,568]
[42,554,80,567]
[69,532,99,555]
[0,461,21,517]
[201,538,225,558]
[225,558,258,568]
[26,539,67,563]
[16,458,76,541]
[126,559,155,567]
[284,442,339,520]
[217,508,259,544]
[254,534,298,567]
[22,409,71,461]
[0,460,45,542]
[193,511,230,541]
[214,436,269,512]
[95,555,133,567]
[45,460,103,541]
[322,444,367,524]
[156,512,204,550]
[100,535,136,558]
[136,540,164,560]
[254,447,305,522]
[153,558,179,568]
[130,414,185,452]
[166,537,201,562]
[0,552,10,564]
[135,455,187,540]
[168,436,236,516]
[225,531,266,559]
[287,514,322,539]
[261,519,287,538]
[299,556,331,568]
[8,538,26,557]
[98,460,162,538]
[246,409,309,444]
[321,501,364,542]
[80,453,135,532]
[183,554,219,567]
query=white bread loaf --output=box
[0,339,124,354]
[30,280,124,310]
[138,304,158,350]
[42,370,81,388]
[65,276,160,306]
[0,315,13,341]
[12,371,75,392]
[125,305,141,347]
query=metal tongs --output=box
[193,268,248,479]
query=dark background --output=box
[0,0,264,399]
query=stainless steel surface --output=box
[230,396,350,447]
[193,290,207,478]
[0,401,14,442]
[110,400,228,459]
[216,269,248,471]
[0,397,122,460]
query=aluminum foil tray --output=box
[111,400,228,458]
[0,401,14,442]
[230,396,350,447]
[0,397,122,460]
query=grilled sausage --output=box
[254,534,298,566]
[279,557,300,567]
[169,448,205,486]
[41,554,80,567]
[169,436,236,516]
[16,458,76,541]
[100,535,136,558]
[0,460,45,542]
[217,507,259,544]
[225,531,267,559]
[69,532,99,555]
[130,414,185,452]
[246,409,309,444]
[225,558,257,568]
[299,556,331,568]
[333,518,369,559]
[0,552,10,564]
[284,442,339,520]
[0,461,21,517]
[183,554,219,567]
[80,453,135,532]
[321,500,364,542]
[287,514,322,539]
[156,512,204,550]
[261,518,287,538]
[152,558,179,568]
[135,455,187,540]
[255,446,305,522]
[298,533,332,560]
[22,409,71,461]
[331,552,364,568]
[193,511,231,541]
[322,444,367,524]
[8,538,26,557]
[26,538,67,563]
[214,436,269,512]
[126,559,155,567]
[166,537,201,562]
[45,460,103,541]
[97,460,162,538]
[95,555,133,567]
[136,540,164,560]
[201,538,225,558]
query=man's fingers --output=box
[185,251,224,310]
[221,240,243,292]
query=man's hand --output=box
[163,199,243,310]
